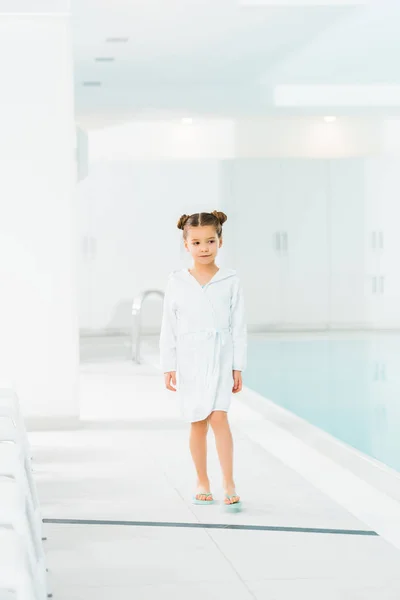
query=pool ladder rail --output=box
[131,289,164,363]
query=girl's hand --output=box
[232,370,242,394]
[164,371,177,392]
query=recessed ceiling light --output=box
[106,37,129,43]
[95,57,115,62]
[83,81,102,87]
[324,116,337,123]
[182,118,193,125]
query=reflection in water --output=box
[246,336,400,473]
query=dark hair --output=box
[177,211,227,240]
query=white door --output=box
[329,159,367,327]
[364,157,384,327]
[230,159,283,327]
[374,157,400,327]
[280,160,329,327]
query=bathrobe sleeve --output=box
[230,277,247,371]
[159,276,178,372]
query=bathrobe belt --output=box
[178,327,232,341]
[178,328,232,377]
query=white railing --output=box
[0,388,48,600]
[131,290,164,363]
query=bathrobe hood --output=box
[169,267,238,286]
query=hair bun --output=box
[211,210,228,226]
[177,214,190,230]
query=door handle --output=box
[274,232,281,252]
[282,232,288,253]
[90,237,97,260]
[379,276,384,294]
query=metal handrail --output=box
[131,289,164,363]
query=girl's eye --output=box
[209,240,215,244]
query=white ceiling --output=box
[71,0,400,127]
[264,1,400,85]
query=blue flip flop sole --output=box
[224,495,242,512]
[224,501,242,512]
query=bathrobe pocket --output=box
[176,335,199,385]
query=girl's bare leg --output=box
[190,418,211,499]
[208,411,240,504]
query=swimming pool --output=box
[245,334,400,473]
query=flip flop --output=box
[192,492,215,505]
[224,494,242,512]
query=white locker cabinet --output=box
[365,157,400,328]
[280,160,329,327]
[329,159,367,327]
[231,159,283,327]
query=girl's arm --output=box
[231,278,247,371]
[159,277,178,372]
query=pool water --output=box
[245,335,400,473]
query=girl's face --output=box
[184,225,222,265]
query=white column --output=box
[0,2,79,424]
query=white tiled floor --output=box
[208,529,400,581]
[28,339,400,599]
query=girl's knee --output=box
[209,410,228,428]
[191,418,209,430]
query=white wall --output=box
[77,159,236,332]
[0,12,79,420]
[86,116,385,160]
[235,117,383,158]
[89,119,235,161]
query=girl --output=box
[159,210,247,511]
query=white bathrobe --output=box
[159,267,247,423]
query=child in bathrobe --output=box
[159,210,247,511]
